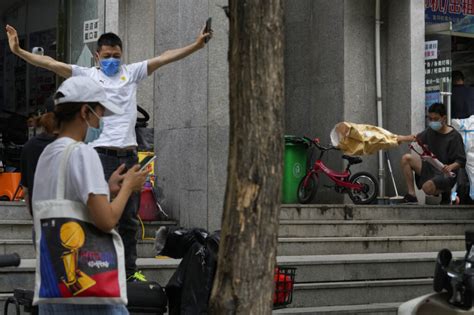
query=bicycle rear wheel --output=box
[297,174,318,204]
[348,172,378,204]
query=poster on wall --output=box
[83,19,99,43]
[425,40,439,60]
[425,0,474,33]
[424,36,452,119]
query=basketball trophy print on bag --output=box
[60,221,96,295]
[39,218,121,298]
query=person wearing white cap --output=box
[32,77,148,314]
[6,23,212,281]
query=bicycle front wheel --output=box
[348,172,378,204]
[297,174,318,204]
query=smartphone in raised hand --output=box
[139,155,156,171]
[204,18,212,43]
[32,47,44,55]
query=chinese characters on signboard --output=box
[425,58,451,86]
[426,0,474,33]
[425,40,439,60]
[83,19,99,44]
[426,0,474,16]
[424,38,452,109]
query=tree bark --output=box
[208,1,285,314]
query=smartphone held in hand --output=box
[139,155,156,171]
[32,47,44,55]
[204,18,212,43]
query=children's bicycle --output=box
[297,136,379,204]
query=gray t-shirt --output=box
[417,126,466,170]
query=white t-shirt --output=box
[32,137,109,204]
[71,61,148,148]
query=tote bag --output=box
[33,142,127,305]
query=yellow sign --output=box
[138,151,156,185]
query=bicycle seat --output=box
[342,155,362,165]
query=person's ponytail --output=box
[36,112,57,135]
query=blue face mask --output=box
[84,106,104,143]
[100,57,121,76]
[429,120,442,131]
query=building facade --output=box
[2,0,461,230]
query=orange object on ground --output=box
[0,173,23,201]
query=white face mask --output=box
[83,106,104,143]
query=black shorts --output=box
[415,161,457,192]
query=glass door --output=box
[425,22,453,124]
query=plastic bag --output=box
[158,227,219,315]
[330,122,399,156]
[452,117,474,200]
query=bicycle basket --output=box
[273,266,296,308]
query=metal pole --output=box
[375,0,385,197]
[440,81,452,125]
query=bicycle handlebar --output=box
[0,253,20,268]
[302,136,337,151]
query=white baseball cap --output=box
[54,76,123,116]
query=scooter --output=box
[398,231,474,314]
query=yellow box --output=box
[138,151,156,184]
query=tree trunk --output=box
[208,1,285,314]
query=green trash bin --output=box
[282,136,308,204]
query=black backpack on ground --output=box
[127,281,168,314]
[157,227,220,315]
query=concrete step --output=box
[0,295,400,315]
[138,239,157,258]
[10,235,463,258]
[10,215,472,240]
[141,221,176,238]
[134,257,179,284]
[0,259,35,293]
[0,219,174,240]
[0,220,33,239]
[279,219,474,237]
[3,201,473,223]
[0,293,169,315]
[0,202,175,230]
[0,258,180,293]
[278,251,464,283]
[280,204,474,221]
[277,235,465,256]
[0,251,461,294]
[0,238,165,259]
[0,201,31,220]
[273,303,399,314]
[291,278,432,308]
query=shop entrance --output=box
[452,35,474,84]
[0,0,60,170]
[425,22,453,123]
[425,21,474,123]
